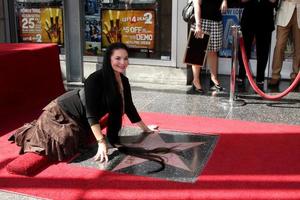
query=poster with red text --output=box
[18,7,64,45]
[101,9,155,51]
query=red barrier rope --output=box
[239,37,300,101]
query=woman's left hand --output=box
[94,141,108,162]
[135,121,159,134]
[143,124,159,134]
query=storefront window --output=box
[15,0,64,49]
[84,0,172,60]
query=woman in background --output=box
[191,0,228,94]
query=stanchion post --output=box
[221,25,245,107]
[229,25,239,103]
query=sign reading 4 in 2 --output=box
[101,9,155,51]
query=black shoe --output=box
[210,79,225,91]
[236,78,245,85]
[291,77,296,85]
[268,78,280,87]
[256,81,264,86]
[290,78,299,88]
[256,81,264,91]
[291,77,295,82]
[209,79,214,86]
[192,84,204,94]
[210,84,224,91]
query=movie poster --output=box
[219,8,243,58]
[18,7,64,45]
[101,9,155,51]
[84,0,101,56]
[85,0,100,15]
[85,15,101,55]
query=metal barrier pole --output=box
[229,25,239,103]
[221,25,245,107]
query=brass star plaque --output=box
[71,127,218,183]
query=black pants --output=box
[238,30,272,82]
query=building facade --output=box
[0,0,294,83]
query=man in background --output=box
[268,0,300,86]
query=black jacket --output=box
[241,0,277,32]
[58,69,141,128]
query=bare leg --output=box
[207,52,220,85]
[192,64,202,89]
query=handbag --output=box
[182,0,195,23]
[183,28,210,66]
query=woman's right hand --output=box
[94,141,108,162]
[194,24,204,39]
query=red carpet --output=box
[1,112,300,200]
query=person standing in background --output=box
[268,0,300,86]
[191,0,228,94]
[237,0,277,87]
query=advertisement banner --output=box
[85,16,101,56]
[84,0,101,56]
[101,9,155,51]
[219,8,243,58]
[85,0,100,15]
[18,7,64,45]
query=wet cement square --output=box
[71,127,219,183]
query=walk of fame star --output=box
[71,128,218,183]
[112,133,205,172]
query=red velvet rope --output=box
[239,37,300,101]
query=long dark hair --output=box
[102,43,176,173]
[101,42,127,145]
[102,42,128,110]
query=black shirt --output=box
[201,0,224,21]
[57,69,141,128]
[241,0,277,32]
